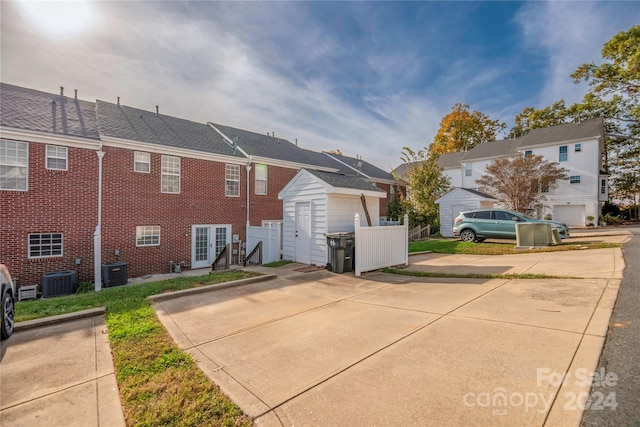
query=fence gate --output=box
[354,213,408,276]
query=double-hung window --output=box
[226,164,240,197]
[601,179,607,195]
[136,226,160,246]
[570,175,581,184]
[28,233,63,258]
[575,144,582,152]
[524,150,532,158]
[559,146,568,162]
[0,140,28,190]
[255,164,267,195]
[161,155,180,193]
[465,163,472,177]
[134,151,150,173]
[46,145,68,170]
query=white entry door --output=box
[191,225,231,269]
[295,202,312,264]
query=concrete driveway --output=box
[154,253,622,426]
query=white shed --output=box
[435,188,497,237]
[278,169,386,266]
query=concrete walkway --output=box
[0,315,125,427]
[154,242,626,426]
[0,229,627,426]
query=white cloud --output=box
[515,2,639,107]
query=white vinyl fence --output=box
[354,213,408,276]
[246,223,281,264]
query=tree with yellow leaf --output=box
[429,103,506,156]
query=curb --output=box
[15,307,106,332]
[409,251,432,256]
[147,274,277,303]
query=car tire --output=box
[460,229,476,243]
[1,288,15,340]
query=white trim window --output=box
[225,164,240,197]
[601,179,607,195]
[465,163,472,177]
[161,155,180,193]
[559,146,568,162]
[134,151,151,173]
[46,145,68,170]
[0,140,28,191]
[255,164,267,195]
[136,226,160,246]
[28,233,63,258]
[570,175,581,184]
[524,150,532,158]
[575,143,582,152]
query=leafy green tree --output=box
[429,103,506,155]
[475,154,568,214]
[509,26,639,200]
[508,101,570,139]
[572,25,640,200]
[400,147,450,227]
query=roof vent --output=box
[74,89,78,99]
[156,105,159,115]
[60,86,64,96]
[117,96,120,106]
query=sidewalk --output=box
[0,315,125,427]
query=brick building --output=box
[1,83,401,288]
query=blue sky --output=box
[1,1,638,171]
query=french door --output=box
[191,225,231,269]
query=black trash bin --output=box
[326,232,355,273]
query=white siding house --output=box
[279,169,385,266]
[435,188,497,237]
[435,118,608,227]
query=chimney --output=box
[60,86,64,96]
[156,105,159,115]
[74,89,78,99]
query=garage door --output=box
[553,205,585,226]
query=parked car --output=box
[453,209,570,243]
[1,264,16,340]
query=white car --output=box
[1,264,15,340]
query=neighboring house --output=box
[395,118,608,228]
[1,82,400,287]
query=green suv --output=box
[453,209,570,243]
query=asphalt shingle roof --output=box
[96,101,242,157]
[1,83,100,140]
[322,152,395,181]
[519,117,603,147]
[462,137,524,161]
[305,169,385,193]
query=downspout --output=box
[246,157,252,232]
[94,142,104,291]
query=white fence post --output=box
[404,213,409,266]
[355,213,361,277]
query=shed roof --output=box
[435,187,497,203]
[306,169,386,193]
[322,152,395,181]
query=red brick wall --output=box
[100,147,298,278]
[3,141,304,284]
[376,183,391,217]
[0,141,98,287]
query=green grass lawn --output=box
[262,260,294,268]
[408,239,620,255]
[16,271,259,427]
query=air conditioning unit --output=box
[102,261,128,287]
[516,223,552,248]
[42,271,78,298]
